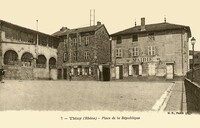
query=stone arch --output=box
[4,50,18,65]
[49,57,57,69]
[21,52,33,67]
[36,55,47,68]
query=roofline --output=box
[111,27,191,37]
[53,24,109,37]
[0,20,59,39]
[110,22,191,37]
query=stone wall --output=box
[184,78,200,113]
[95,25,111,64]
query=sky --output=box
[0,0,200,50]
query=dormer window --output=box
[148,33,155,41]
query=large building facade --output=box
[110,18,191,80]
[53,22,111,81]
[0,20,59,80]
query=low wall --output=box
[184,78,200,113]
[3,66,57,80]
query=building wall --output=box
[0,30,58,80]
[111,29,189,79]
[95,26,110,64]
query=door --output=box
[63,68,67,79]
[57,69,62,80]
[166,64,173,79]
[133,65,139,75]
[103,66,110,81]
[119,65,123,79]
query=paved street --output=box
[0,80,174,111]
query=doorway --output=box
[63,68,67,80]
[103,66,110,81]
[115,65,123,79]
[166,64,174,79]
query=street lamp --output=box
[191,37,196,81]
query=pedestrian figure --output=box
[0,66,5,83]
[69,71,72,81]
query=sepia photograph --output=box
[0,0,200,127]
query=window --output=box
[84,51,89,60]
[63,52,67,62]
[132,34,138,42]
[73,38,77,46]
[148,33,155,41]
[64,38,67,47]
[85,37,89,46]
[79,36,82,45]
[116,48,123,58]
[148,46,156,56]
[116,36,122,44]
[73,52,77,61]
[132,47,139,56]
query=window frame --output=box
[148,46,156,56]
[132,47,139,56]
[116,48,123,58]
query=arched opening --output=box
[49,57,56,69]
[4,50,18,65]
[21,52,33,67]
[36,55,46,68]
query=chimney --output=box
[60,27,69,31]
[141,17,145,31]
[97,21,101,26]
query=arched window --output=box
[4,50,18,65]
[36,55,46,68]
[21,52,33,67]
[49,57,56,69]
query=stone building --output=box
[110,18,191,80]
[53,21,111,81]
[0,20,59,80]
[189,50,200,69]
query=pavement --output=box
[164,80,187,112]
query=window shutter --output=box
[89,67,92,75]
[139,65,142,75]
[121,48,123,57]
[129,65,133,75]
[82,68,85,75]
[71,68,74,75]
[78,68,80,75]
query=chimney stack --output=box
[97,21,101,26]
[141,17,146,31]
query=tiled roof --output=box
[0,20,58,38]
[111,22,191,37]
[52,24,104,36]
